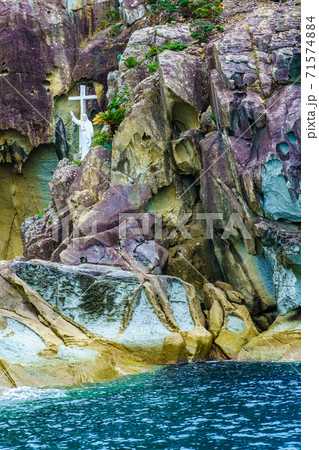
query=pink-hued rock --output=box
[78,184,152,236]
[206,7,301,97]
[49,159,80,211]
[21,149,167,273]
[119,0,146,25]
[158,50,209,113]
[199,6,301,314]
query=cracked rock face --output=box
[0,259,211,387]
[207,6,301,97]
[0,0,140,260]
[2,1,301,369]
[20,5,301,320]
[21,148,169,274]
[201,6,301,316]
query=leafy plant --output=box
[93,87,130,142]
[147,61,158,73]
[145,46,157,58]
[38,205,50,220]
[148,0,223,20]
[254,69,260,74]
[159,42,188,52]
[190,20,215,42]
[71,159,82,166]
[105,10,120,23]
[210,114,216,122]
[192,1,218,18]
[109,85,130,109]
[93,130,112,149]
[124,56,139,69]
[110,25,121,36]
[93,107,126,135]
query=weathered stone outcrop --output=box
[19,4,301,323]
[0,0,137,259]
[0,260,149,388]
[237,308,301,362]
[201,6,301,320]
[21,148,170,274]
[0,258,212,387]
[202,282,258,359]
[1,1,301,384]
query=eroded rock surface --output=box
[0,260,150,388]
[0,258,212,387]
[1,1,301,384]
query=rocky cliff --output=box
[0,0,301,387]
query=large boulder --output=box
[237,309,301,362]
[118,0,146,25]
[203,282,259,359]
[8,260,208,366]
[0,260,147,388]
[78,184,151,235]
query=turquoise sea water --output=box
[0,362,301,450]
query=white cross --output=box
[68,85,98,118]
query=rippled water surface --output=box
[0,362,300,449]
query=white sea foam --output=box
[0,386,67,403]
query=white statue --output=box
[70,112,94,159]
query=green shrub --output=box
[145,46,157,58]
[159,42,188,53]
[124,56,139,69]
[93,87,130,139]
[147,61,158,73]
[190,20,215,42]
[70,160,82,166]
[105,10,120,23]
[152,0,179,14]
[110,25,121,36]
[93,130,112,149]
[193,0,223,18]
[93,107,126,134]
[109,85,130,109]
[38,205,50,220]
[148,0,223,20]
